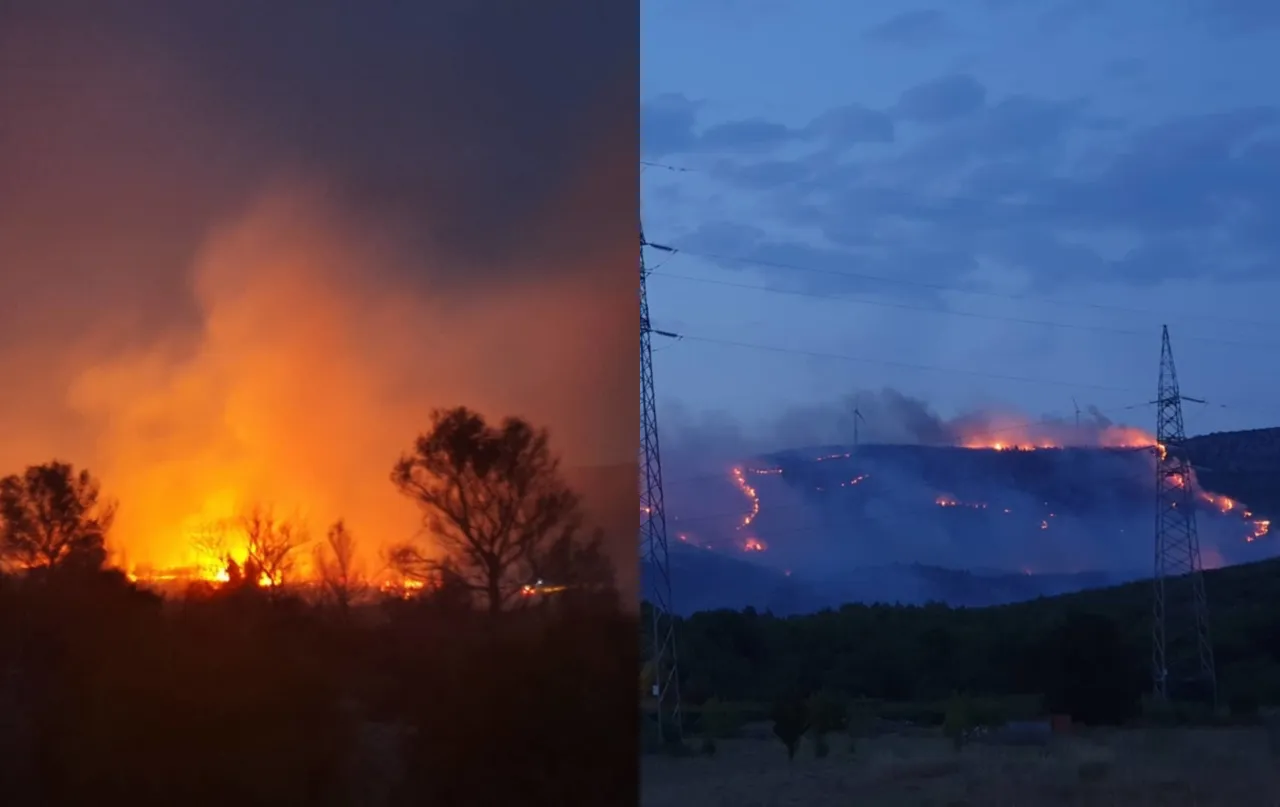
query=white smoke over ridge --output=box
[654,389,1273,610]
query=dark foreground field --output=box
[642,725,1280,806]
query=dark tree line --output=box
[650,553,1280,728]
[0,406,637,807]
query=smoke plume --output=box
[656,389,1271,609]
[0,4,638,584]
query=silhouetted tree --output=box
[240,504,308,588]
[188,517,233,576]
[389,407,587,615]
[314,519,366,613]
[0,461,114,572]
[771,697,809,761]
[533,528,616,595]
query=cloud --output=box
[698,119,798,154]
[0,3,637,579]
[0,1,635,288]
[662,90,1280,295]
[895,74,988,125]
[804,104,897,145]
[645,20,1280,305]
[641,93,894,159]
[641,93,704,158]
[863,9,951,46]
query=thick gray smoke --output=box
[663,387,1132,467]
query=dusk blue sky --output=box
[641,0,1280,446]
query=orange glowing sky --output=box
[0,8,638,585]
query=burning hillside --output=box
[653,412,1278,613]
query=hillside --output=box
[1185,427,1280,516]
[645,426,1280,615]
[661,553,1280,708]
[645,544,1120,615]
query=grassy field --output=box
[642,724,1280,806]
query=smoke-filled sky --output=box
[0,2,637,574]
[642,0,1280,444]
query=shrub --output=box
[771,698,809,762]
[700,697,745,739]
[813,734,829,759]
[807,690,848,735]
[943,694,973,751]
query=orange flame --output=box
[935,494,987,509]
[730,467,761,529]
[955,418,1156,452]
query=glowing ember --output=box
[519,579,568,597]
[378,578,426,600]
[1249,520,1270,542]
[935,494,987,509]
[730,467,761,529]
[955,419,1157,452]
[743,537,766,552]
[1200,492,1234,511]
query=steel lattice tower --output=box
[640,225,682,742]
[1152,324,1217,704]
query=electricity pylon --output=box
[640,224,682,742]
[1151,325,1217,705]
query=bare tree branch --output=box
[239,504,309,589]
[314,519,368,613]
[389,407,593,614]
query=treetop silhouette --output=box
[0,460,115,573]
[389,406,590,614]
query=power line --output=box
[649,270,1280,351]
[650,319,1277,422]
[641,160,695,173]
[659,245,1278,332]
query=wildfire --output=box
[840,474,869,488]
[956,420,1157,452]
[743,537,767,552]
[380,578,426,599]
[935,494,986,509]
[1177,466,1270,545]
[1200,491,1233,511]
[730,467,761,529]
[519,579,568,597]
